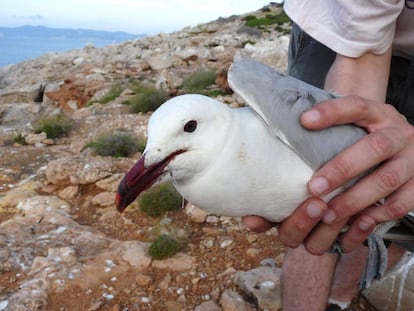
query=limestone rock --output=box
[152,253,196,272]
[221,289,255,311]
[235,265,282,311]
[363,253,414,311]
[194,300,222,311]
[185,203,208,223]
[120,241,151,270]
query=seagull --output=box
[115,60,414,289]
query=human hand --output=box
[278,95,414,254]
[244,95,414,254]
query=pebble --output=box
[220,239,233,248]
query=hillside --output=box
[0,3,398,311]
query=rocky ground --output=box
[1,3,411,311]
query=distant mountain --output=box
[0,25,146,68]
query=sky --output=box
[0,0,281,35]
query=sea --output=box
[0,26,145,68]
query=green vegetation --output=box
[148,234,183,260]
[13,133,27,145]
[84,130,144,158]
[88,84,124,105]
[122,83,168,113]
[139,183,182,218]
[244,10,291,29]
[4,133,28,146]
[33,114,74,139]
[181,69,225,96]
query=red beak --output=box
[115,150,186,213]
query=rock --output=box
[135,274,152,287]
[0,182,39,209]
[235,265,282,311]
[57,185,80,202]
[185,203,208,223]
[146,54,173,71]
[152,253,196,272]
[363,253,414,311]
[0,103,39,126]
[24,132,47,145]
[194,300,222,311]
[91,191,115,207]
[165,300,183,311]
[120,241,151,270]
[234,36,290,72]
[221,289,255,311]
[0,83,42,104]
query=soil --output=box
[0,199,376,310]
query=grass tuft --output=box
[244,10,291,28]
[84,130,144,158]
[148,234,183,260]
[88,84,124,105]
[122,83,168,113]
[181,69,225,96]
[139,184,182,218]
[33,114,74,139]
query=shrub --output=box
[4,133,27,146]
[33,114,74,139]
[148,234,183,260]
[242,15,257,21]
[139,183,182,218]
[84,130,143,157]
[13,133,27,145]
[181,69,224,96]
[88,84,124,105]
[122,83,167,113]
[244,10,291,28]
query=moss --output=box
[148,234,183,260]
[122,83,168,113]
[85,130,142,158]
[33,114,74,139]
[139,183,182,218]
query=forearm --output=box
[324,48,392,102]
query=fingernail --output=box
[358,219,374,231]
[302,109,321,123]
[306,201,324,218]
[323,210,336,223]
[309,176,329,195]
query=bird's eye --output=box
[184,120,197,133]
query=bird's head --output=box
[115,94,233,212]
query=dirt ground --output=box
[0,194,376,310]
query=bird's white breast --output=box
[173,108,314,222]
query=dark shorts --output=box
[287,23,414,124]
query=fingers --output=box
[339,216,376,253]
[357,177,414,223]
[322,149,414,223]
[242,215,277,233]
[278,197,327,248]
[301,95,414,225]
[304,218,348,255]
[301,96,403,131]
[308,126,406,197]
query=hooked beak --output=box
[115,149,186,213]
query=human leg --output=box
[281,245,338,311]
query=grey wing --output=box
[228,60,367,170]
